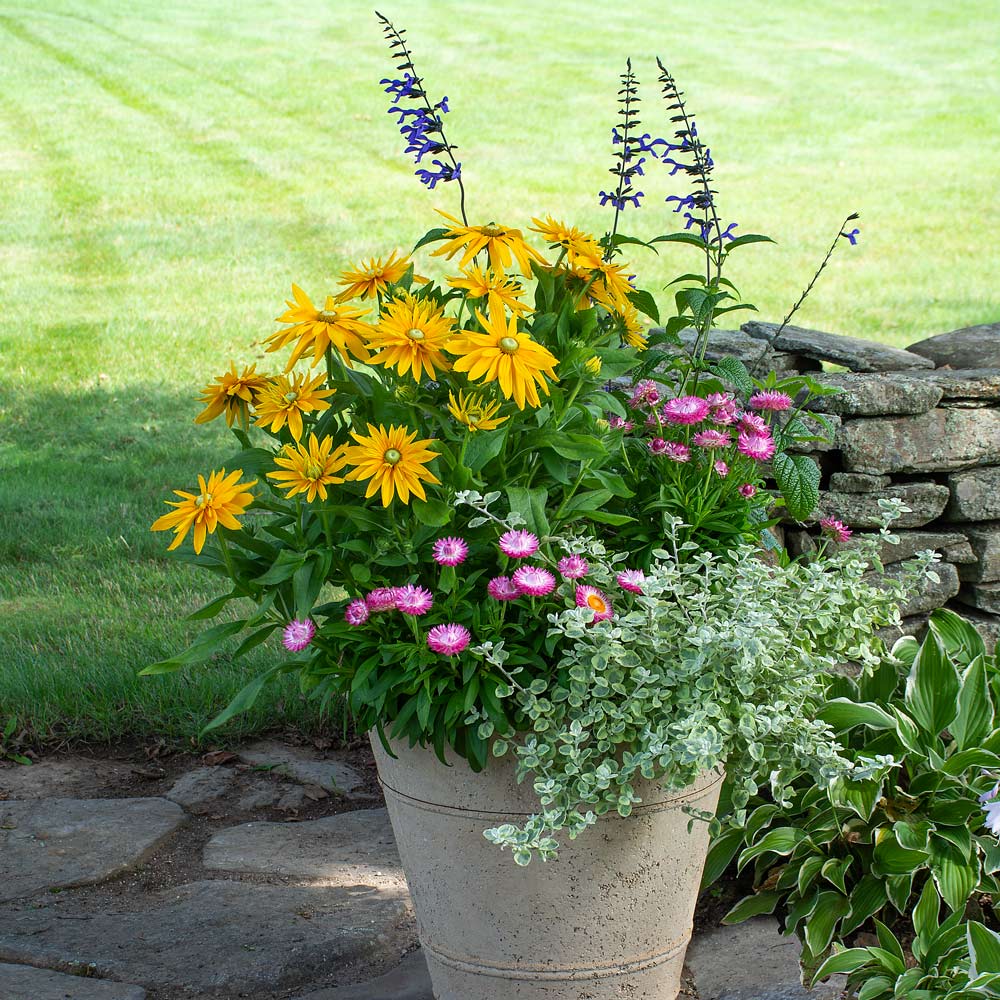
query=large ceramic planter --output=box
[371,735,724,1000]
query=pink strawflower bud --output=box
[558,555,590,579]
[344,599,370,626]
[749,390,794,412]
[282,618,316,652]
[820,517,853,543]
[649,437,669,455]
[738,411,769,435]
[738,483,757,499]
[707,393,738,425]
[662,441,691,463]
[487,575,521,601]
[617,569,645,594]
[575,585,614,623]
[609,415,634,431]
[692,429,731,448]
[737,431,776,461]
[629,379,660,408]
[662,395,710,425]
[427,623,471,657]
[498,529,540,559]
[432,536,468,566]
[365,587,399,612]
[714,460,729,477]
[395,583,434,616]
[512,565,557,597]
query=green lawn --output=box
[1,0,998,742]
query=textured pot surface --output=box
[371,735,723,1000]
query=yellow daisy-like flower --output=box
[588,260,635,314]
[335,250,415,302]
[151,468,257,554]
[267,433,349,503]
[618,302,648,351]
[253,371,335,442]
[447,300,560,410]
[447,390,508,432]
[265,284,372,369]
[447,264,532,316]
[584,356,603,376]
[431,210,547,277]
[366,291,455,382]
[194,363,270,429]
[529,216,604,267]
[343,423,441,507]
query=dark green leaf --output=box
[141,619,248,674]
[905,630,961,737]
[772,453,821,521]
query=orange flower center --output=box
[499,336,520,354]
[586,594,606,613]
[383,448,402,466]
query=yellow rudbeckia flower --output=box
[366,291,454,382]
[335,250,415,302]
[431,210,546,277]
[151,468,256,554]
[343,423,441,507]
[267,433,350,503]
[253,371,335,442]
[265,284,372,369]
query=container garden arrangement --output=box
[147,15,932,999]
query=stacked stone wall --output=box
[697,320,1000,651]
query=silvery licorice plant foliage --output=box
[481,501,938,864]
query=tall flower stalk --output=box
[600,60,645,260]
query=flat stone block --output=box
[902,368,1000,402]
[946,467,1000,522]
[957,582,1000,615]
[0,880,415,995]
[957,523,1000,582]
[685,918,846,999]
[293,949,432,1000]
[828,472,892,493]
[841,529,969,565]
[907,323,1000,369]
[0,798,185,902]
[164,766,236,810]
[743,321,934,372]
[204,808,402,886]
[802,483,950,529]
[807,372,943,416]
[0,757,134,800]
[239,741,367,798]
[0,963,146,1000]
[880,561,961,617]
[838,409,1000,474]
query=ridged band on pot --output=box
[371,734,723,1000]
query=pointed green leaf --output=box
[953,655,994,751]
[905,631,960,737]
[722,890,781,924]
[772,453,821,521]
[804,890,850,955]
[810,947,872,985]
[932,856,978,912]
[141,619,248,674]
[969,921,1000,977]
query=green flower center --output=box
[316,311,338,323]
[406,328,425,341]
[284,391,299,402]
[499,336,520,354]
[195,493,213,508]
[383,448,402,465]
[304,462,322,480]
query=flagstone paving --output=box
[0,748,846,1000]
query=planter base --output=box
[372,736,723,1000]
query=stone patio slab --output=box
[0,798,184,902]
[0,880,415,995]
[293,948,432,1000]
[239,741,368,798]
[0,962,147,1000]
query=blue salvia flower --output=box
[376,12,466,213]
[842,227,861,245]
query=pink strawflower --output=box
[692,429,731,448]
[365,587,399,612]
[282,618,315,652]
[629,379,660,408]
[432,536,468,566]
[395,583,434,616]
[662,441,691,463]
[820,517,853,543]
[649,437,669,455]
[344,599,370,626]
[499,529,540,559]
[575,585,614,623]
[617,569,645,594]
[714,460,729,477]
[749,390,794,412]
[738,483,757,499]
[558,555,590,579]
[512,565,557,597]
[662,395,710,425]
[738,411,769,435]
[609,415,635,431]
[707,393,738,425]
[427,623,471,657]
[737,431,776,461]
[487,575,521,601]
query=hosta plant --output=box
[711,608,1000,979]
